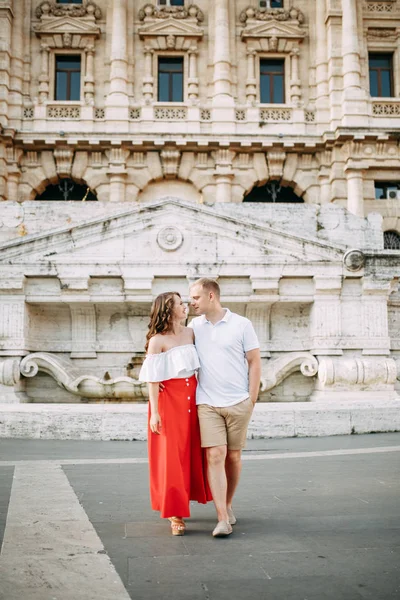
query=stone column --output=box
[9,0,24,125]
[38,44,50,104]
[70,304,97,358]
[188,47,199,102]
[83,45,95,106]
[290,47,301,105]
[345,166,364,218]
[246,304,271,359]
[6,172,19,202]
[310,277,342,355]
[0,294,27,357]
[106,0,129,111]
[341,0,367,125]
[142,47,154,103]
[361,277,392,356]
[245,50,256,105]
[212,0,233,105]
[315,0,329,123]
[214,149,235,203]
[107,148,129,202]
[0,3,13,127]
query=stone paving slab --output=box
[0,435,399,600]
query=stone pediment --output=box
[0,199,344,269]
[138,18,203,41]
[34,16,101,38]
[241,19,306,41]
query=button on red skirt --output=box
[148,375,212,518]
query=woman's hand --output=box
[150,412,162,434]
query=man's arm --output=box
[246,348,261,405]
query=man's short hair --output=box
[191,277,220,298]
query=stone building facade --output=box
[0,0,399,405]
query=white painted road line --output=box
[0,464,131,600]
[0,445,400,467]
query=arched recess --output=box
[137,180,202,204]
[243,181,304,203]
[384,230,400,250]
[35,178,97,201]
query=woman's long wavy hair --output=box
[145,291,181,352]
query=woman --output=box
[139,291,211,536]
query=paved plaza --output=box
[0,433,399,600]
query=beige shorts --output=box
[197,397,254,450]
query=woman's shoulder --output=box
[147,334,164,354]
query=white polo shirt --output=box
[189,309,259,408]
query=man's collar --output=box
[203,308,231,324]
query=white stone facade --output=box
[0,0,399,407]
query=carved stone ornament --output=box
[343,249,365,272]
[260,352,318,392]
[139,3,204,23]
[36,0,102,20]
[156,226,184,251]
[20,352,146,400]
[239,6,304,25]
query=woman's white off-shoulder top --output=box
[139,344,200,382]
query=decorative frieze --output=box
[372,101,400,116]
[154,107,187,120]
[47,105,81,119]
[260,108,292,121]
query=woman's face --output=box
[172,295,187,322]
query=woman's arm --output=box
[147,336,163,434]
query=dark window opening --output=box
[369,53,393,97]
[259,1,283,7]
[243,181,303,203]
[374,181,400,200]
[158,57,184,102]
[158,0,184,6]
[35,179,97,201]
[384,230,400,250]
[260,59,285,104]
[55,55,81,101]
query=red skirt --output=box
[148,375,212,518]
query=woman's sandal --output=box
[168,517,186,536]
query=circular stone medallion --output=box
[157,226,183,251]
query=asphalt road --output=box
[0,433,399,600]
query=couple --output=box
[139,278,261,537]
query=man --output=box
[189,278,261,537]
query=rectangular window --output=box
[369,53,393,97]
[158,0,184,6]
[259,1,283,7]
[55,55,81,101]
[158,57,184,102]
[374,181,400,200]
[260,59,285,104]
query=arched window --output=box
[35,179,97,201]
[384,230,400,250]
[243,181,303,203]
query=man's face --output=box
[190,284,212,315]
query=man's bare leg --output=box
[225,449,242,509]
[206,445,229,522]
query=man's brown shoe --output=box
[212,521,233,537]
